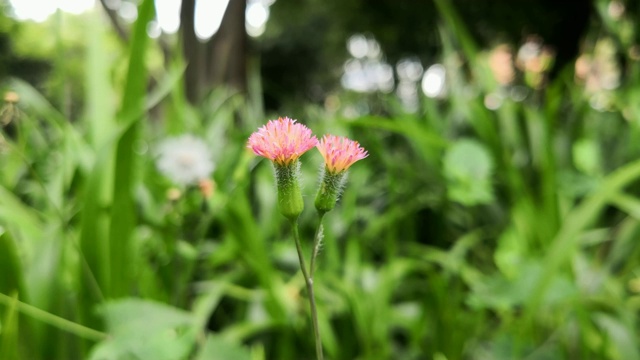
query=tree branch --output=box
[98,0,130,43]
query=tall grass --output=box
[1,0,640,359]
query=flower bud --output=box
[314,168,346,213]
[314,135,367,213]
[275,160,304,220]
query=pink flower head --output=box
[317,135,368,174]
[248,117,318,166]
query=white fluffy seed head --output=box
[156,134,214,186]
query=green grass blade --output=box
[0,292,107,342]
[0,231,30,359]
[108,0,155,298]
[527,159,640,314]
[84,9,115,150]
[433,0,479,61]
[0,230,27,300]
[0,293,20,360]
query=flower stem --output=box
[290,219,324,360]
[174,201,213,307]
[310,212,325,278]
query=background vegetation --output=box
[1,0,640,359]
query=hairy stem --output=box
[310,212,326,278]
[290,220,324,360]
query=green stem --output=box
[310,212,325,278]
[290,220,324,360]
[0,292,107,342]
[175,195,213,307]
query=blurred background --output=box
[1,0,640,359]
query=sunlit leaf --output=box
[443,139,494,205]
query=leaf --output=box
[90,298,195,360]
[0,185,43,244]
[0,229,27,309]
[469,260,577,311]
[349,115,447,164]
[108,0,155,298]
[194,335,252,360]
[573,138,601,176]
[0,292,20,360]
[0,292,106,341]
[443,139,494,205]
[526,158,640,314]
[433,0,479,61]
[593,312,640,360]
[494,227,527,279]
[83,9,115,150]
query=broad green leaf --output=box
[443,139,494,205]
[90,298,195,360]
[195,335,251,360]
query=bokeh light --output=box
[118,1,138,23]
[195,0,230,41]
[421,64,446,98]
[348,34,369,59]
[155,0,181,34]
[396,57,423,111]
[146,20,162,39]
[7,0,96,22]
[342,34,394,93]
[246,0,270,37]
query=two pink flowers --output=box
[247,117,367,174]
[247,116,367,219]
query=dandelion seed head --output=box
[156,135,214,185]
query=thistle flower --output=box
[156,135,214,186]
[315,135,368,213]
[247,117,317,220]
[316,135,368,174]
[247,117,318,166]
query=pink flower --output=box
[248,117,318,166]
[317,135,368,173]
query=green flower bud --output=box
[314,167,347,214]
[275,160,304,220]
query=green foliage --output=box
[194,335,252,360]
[1,0,640,359]
[89,299,196,360]
[443,139,494,205]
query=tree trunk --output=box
[181,0,247,104]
